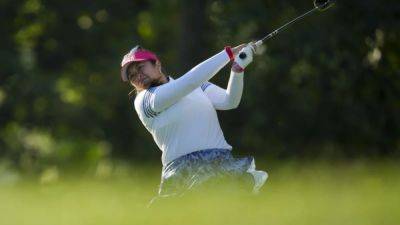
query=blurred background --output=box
[1,0,399,174]
[0,1,399,224]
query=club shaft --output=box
[261,7,319,42]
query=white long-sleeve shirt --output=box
[132,49,244,165]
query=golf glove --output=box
[232,44,255,72]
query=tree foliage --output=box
[0,0,399,171]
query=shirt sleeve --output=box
[141,87,159,118]
[133,88,159,119]
[150,49,231,112]
[202,70,244,110]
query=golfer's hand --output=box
[232,43,254,72]
[248,41,258,54]
[232,44,246,57]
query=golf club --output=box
[239,0,335,59]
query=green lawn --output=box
[0,161,399,225]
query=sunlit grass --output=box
[0,160,399,225]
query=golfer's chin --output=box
[136,79,151,90]
[136,78,162,90]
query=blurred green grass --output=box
[0,161,399,225]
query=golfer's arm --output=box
[204,71,244,110]
[151,50,231,112]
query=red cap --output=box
[120,46,159,82]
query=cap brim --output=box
[120,63,131,82]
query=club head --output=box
[314,0,335,11]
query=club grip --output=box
[255,40,263,48]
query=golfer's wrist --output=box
[231,62,244,73]
[225,46,234,61]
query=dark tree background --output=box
[0,0,399,172]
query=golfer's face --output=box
[128,61,160,90]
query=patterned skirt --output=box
[158,149,264,197]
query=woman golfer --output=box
[120,44,268,198]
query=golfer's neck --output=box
[149,74,168,90]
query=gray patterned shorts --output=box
[158,149,258,196]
